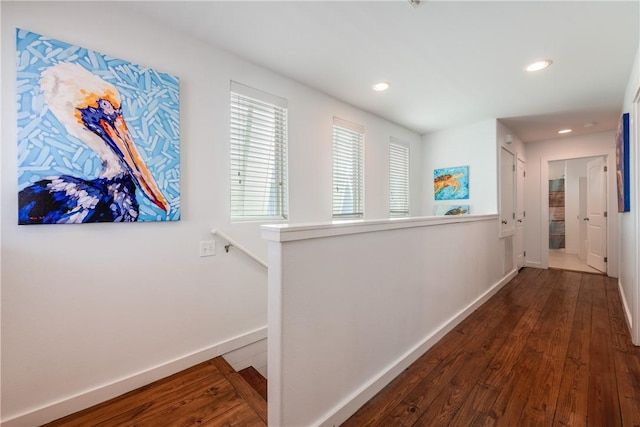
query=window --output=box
[389,139,410,217]
[332,118,364,219]
[230,82,288,221]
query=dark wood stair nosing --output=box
[213,357,268,424]
[238,366,268,402]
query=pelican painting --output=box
[17,29,180,224]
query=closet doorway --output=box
[547,156,606,274]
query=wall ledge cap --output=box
[261,214,498,242]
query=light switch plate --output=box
[199,241,215,257]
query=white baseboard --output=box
[525,260,542,268]
[316,269,518,427]
[1,326,268,427]
[618,279,634,339]
[223,338,268,377]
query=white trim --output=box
[332,116,364,134]
[524,260,542,268]
[230,80,287,109]
[498,145,516,238]
[262,214,498,242]
[267,241,285,427]
[1,327,268,427]
[315,268,518,427]
[540,157,550,269]
[619,278,634,336]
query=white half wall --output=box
[0,2,422,424]
[263,215,514,426]
[524,131,618,277]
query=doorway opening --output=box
[547,156,607,274]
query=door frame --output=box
[516,156,526,268]
[539,150,616,274]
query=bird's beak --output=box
[101,115,171,214]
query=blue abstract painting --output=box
[616,113,630,212]
[16,29,180,224]
[434,166,469,200]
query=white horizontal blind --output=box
[230,82,288,221]
[332,118,364,219]
[389,140,410,217]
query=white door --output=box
[586,157,607,272]
[516,158,526,268]
[499,147,515,237]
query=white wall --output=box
[0,2,422,425]
[619,43,639,345]
[548,160,566,180]
[263,216,514,426]
[422,119,497,215]
[524,131,618,277]
[496,120,525,160]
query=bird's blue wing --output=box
[19,176,111,224]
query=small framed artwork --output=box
[434,166,469,200]
[616,113,630,212]
[434,205,470,216]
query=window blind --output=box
[332,118,364,219]
[230,82,288,221]
[389,140,410,217]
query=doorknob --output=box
[501,220,508,224]
[517,219,522,223]
[584,217,590,221]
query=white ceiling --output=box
[124,1,639,142]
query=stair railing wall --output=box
[262,215,518,427]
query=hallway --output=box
[549,248,603,274]
[343,268,640,426]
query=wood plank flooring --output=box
[43,357,266,427]
[44,268,639,426]
[342,268,640,427]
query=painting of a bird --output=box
[18,62,170,224]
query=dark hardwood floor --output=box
[44,268,639,426]
[342,268,640,427]
[43,357,266,427]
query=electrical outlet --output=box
[199,241,215,257]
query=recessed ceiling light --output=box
[526,59,553,72]
[372,81,391,92]
[558,129,572,134]
[583,121,596,128]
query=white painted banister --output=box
[211,229,268,269]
